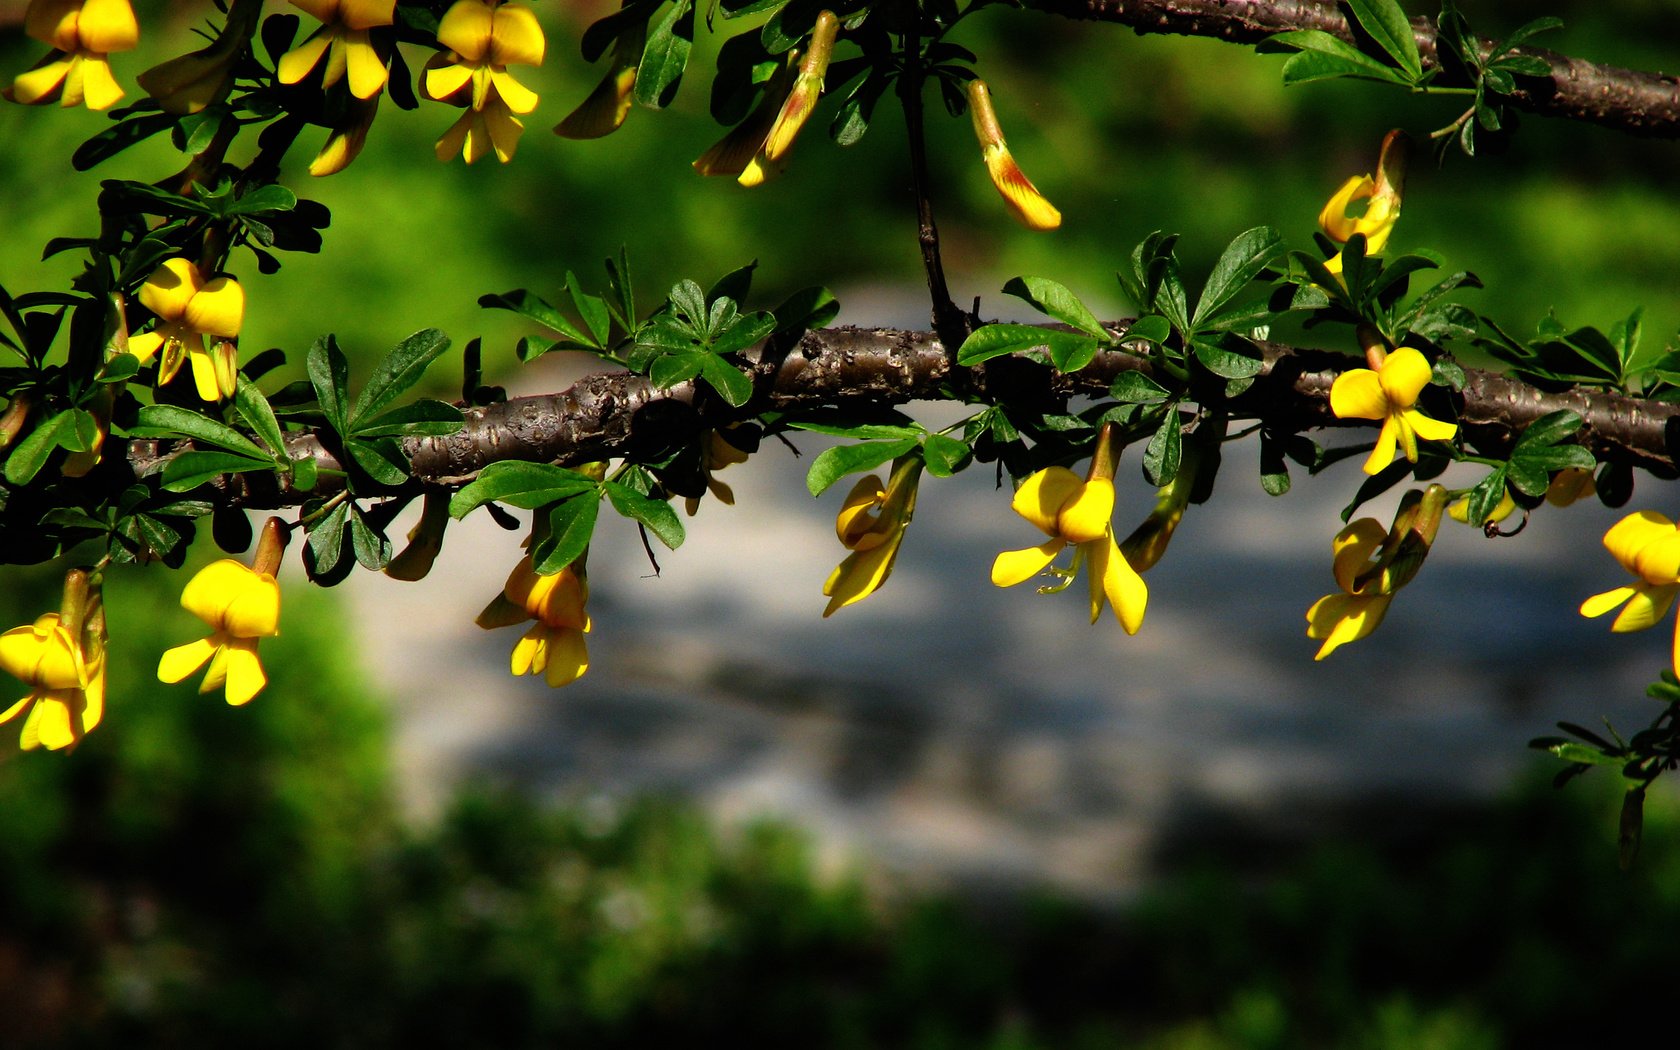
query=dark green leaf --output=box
[134,404,271,459]
[308,335,350,435]
[922,433,969,478]
[806,439,917,496]
[1110,371,1170,404]
[4,412,72,484]
[699,355,755,406]
[1142,408,1182,486]
[307,501,350,578]
[1192,226,1284,329]
[350,507,392,570]
[533,496,600,573]
[787,420,921,440]
[234,377,286,458]
[709,312,776,356]
[604,482,685,549]
[161,450,272,491]
[353,399,464,438]
[635,0,694,109]
[1123,315,1172,345]
[1513,409,1583,450]
[347,437,409,487]
[1001,276,1105,337]
[449,462,597,517]
[669,279,707,326]
[1346,0,1424,81]
[566,271,612,346]
[772,286,841,334]
[957,324,1093,366]
[649,350,707,389]
[227,183,297,216]
[291,455,318,492]
[349,328,451,430]
[478,289,592,344]
[1191,338,1264,380]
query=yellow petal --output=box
[511,624,548,675]
[1580,585,1635,620]
[488,3,545,67]
[221,638,267,705]
[1089,534,1147,633]
[158,636,217,683]
[482,103,523,163]
[0,694,32,726]
[139,258,201,322]
[25,692,76,750]
[1318,174,1375,243]
[490,68,538,115]
[187,342,224,402]
[1403,407,1456,444]
[310,95,378,176]
[1010,467,1083,537]
[434,108,473,162]
[1634,531,1680,584]
[0,616,81,690]
[26,0,82,51]
[344,33,388,98]
[183,276,244,338]
[1057,476,1114,545]
[1329,368,1386,421]
[422,56,474,102]
[1545,467,1594,507]
[836,475,886,547]
[991,538,1065,588]
[1603,511,1677,574]
[436,0,494,62]
[278,33,333,85]
[6,54,74,105]
[1306,592,1392,659]
[80,0,140,53]
[543,629,588,687]
[1377,347,1433,409]
[1610,583,1676,633]
[1361,416,1400,476]
[821,531,905,617]
[1330,518,1387,595]
[982,143,1061,231]
[555,63,636,139]
[180,559,280,636]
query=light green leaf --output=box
[134,404,270,460]
[533,496,600,574]
[1192,226,1285,329]
[605,482,685,549]
[806,439,917,496]
[449,462,598,517]
[349,328,452,431]
[1001,276,1106,337]
[1345,0,1423,81]
[161,450,273,492]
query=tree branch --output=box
[119,324,1679,509]
[1033,0,1680,138]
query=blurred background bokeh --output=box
[4,0,1680,1045]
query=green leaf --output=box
[1498,15,1564,55]
[134,404,271,460]
[449,462,597,517]
[227,183,297,216]
[699,356,755,407]
[806,439,917,496]
[668,279,707,326]
[98,353,140,383]
[1110,371,1170,404]
[1259,431,1291,496]
[161,450,272,491]
[787,420,920,440]
[1151,253,1191,334]
[1047,333,1101,373]
[606,246,636,331]
[1346,0,1423,81]
[1001,276,1105,337]
[478,289,592,344]
[709,312,776,356]
[234,377,286,459]
[352,399,464,438]
[772,285,841,335]
[350,507,392,570]
[533,496,600,574]
[349,328,452,431]
[1513,409,1583,450]
[1466,468,1509,524]
[565,271,612,347]
[604,482,685,549]
[308,335,351,435]
[1142,408,1182,487]
[1191,337,1264,380]
[307,501,350,578]
[1123,315,1172,345]
[634,0,694,108]
[1192,226,1285,329]
[291,455,318,492]
[922,433,969,477]
[347,437,409,486]
[1546,742,1623,766]
[1269,30,1408,84]
[3,412,73,484]
[957,324,1093,366]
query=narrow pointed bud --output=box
[1374,129,1408,210]
[310,94,380,176]
[968,79,1061,231]
[0,393,33,454]
[555,23,644,140]
[59,568,91,639]
[1356,322,1388,371]
[738,9,837,186]
[693,54,796,177]
[1368,484,1447,594]
[1120,443,1199,573]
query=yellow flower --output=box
[823,456,922,617]
[158,519,287,706]
[1329,346,1456,475]
[1545,466,1595,506]
[277,0,395,100]
[738,10,837,187]
[1305,485,1444,660]
[476,555,591,687]
[554,22,643,140]
[0,570,105,751]
[1305,519,1394,660]
[967,79,1060,231]
[4,0,139,111]
[421,0,545,164]
[308,93,381,176]
[1319,129,1406,278]
[1581,510,1680,674]
[693,53,797,177]
[127,259,246,402]
[137,0,262,115]
[991,465,1147,632]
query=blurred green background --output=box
[4,0,1680,1045]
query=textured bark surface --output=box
[119,323,1680,508]
[1039,0,1680,137]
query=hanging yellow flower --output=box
[4,0,139,111]
[421,0,546,164]
[823,455,922,617]
[477,555,591,687]
[1318,129,1406,279]
[0,570,105,751]
[158,519,288,706]
[277,0,396,100]
[967,79,1061,231]
[127,259,246,402]
[1581,510,1680,674]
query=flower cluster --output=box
[421,0,546,164]
[157,519,289,706]
[0,570,105,751]
[128,259,246,402]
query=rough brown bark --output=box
[1036,0,1680,138]
[120,323,1679,508]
